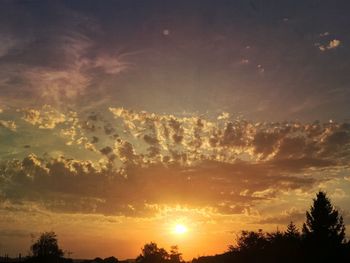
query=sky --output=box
[1,0,350,260]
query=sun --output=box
[173,224,188,235]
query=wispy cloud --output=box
[0,10,129,108]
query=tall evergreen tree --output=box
[302,191,346,262]
[302,191,345,245]
[285,221,299,238]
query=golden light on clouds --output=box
[1,0,350,261]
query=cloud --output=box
[319,32,330,37]
[217,112,230,120]
[25,66,90,104]
[257,208,305,225]
[328,39,341,49]
[0,229,31,238]
[22,33,91,104]
[0,120,16,131]
[0,155,325,218]
[0,11,128,107]
[319,39,341,51]
[1,106,350,218]
[0,34,18,58]
[22,35,128,104]
[115,140,139,164]
[4,105,350,170]
[93,55,129,75]
[107,107,350,166]
[21,105,66,129]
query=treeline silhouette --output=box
[2,191,350,263]
[193,191,350,263]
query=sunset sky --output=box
[1,0,350,260]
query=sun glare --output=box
[173,224,188,235]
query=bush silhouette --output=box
[169,245,183,263]
[136,242,183,263]
[27,231,65,263]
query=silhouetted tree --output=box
[285,221,299,239]
[302,191,347,261]
[136,243,183,263]
[169,245,183,263]
[228,229,269,263]
[92,258,104,263]
[103,256,119,263]
[29,231,64,263]
[302,191,345,243]
[81,257,118,263]
[194,192,350,263]
[136,242,169,263]
[230,229,267,252]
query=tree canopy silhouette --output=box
[229,229,267,253]
[29,231,64,263]
[136,242,183,263]
[169,246,183,263]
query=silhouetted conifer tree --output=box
[302,191,346,261]
[285,221,299,238]
[302,191,345,244]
